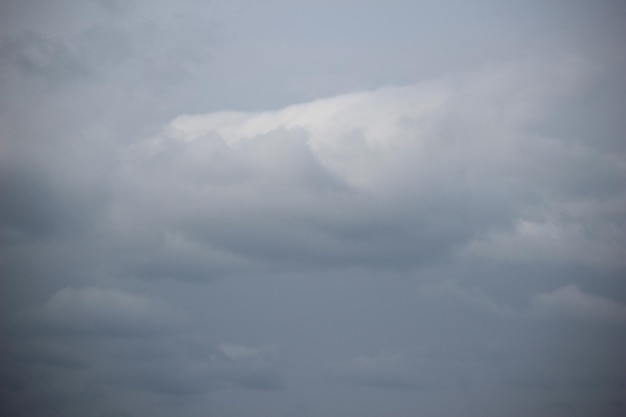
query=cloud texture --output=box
[1,1,625,416]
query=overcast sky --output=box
[1,1,625,416]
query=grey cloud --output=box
[0,31,91,86]
[304,280,626,414]
[412,281,626,396]
[326,353,439,391]
[107,356,282,396]
[101,63,624,278]
[415,281,517,319]
[9,287,184,338]
[2,55,621,314]
[0,164,108,243]
[416,280,626,324]
[2,288,283,416]
[76,25,135,73]
[2,1,625,416]
[2,57,625,416]
[96,0,131,15]
[530,285,626,323]
[97,337,283,396]
[4,339,87,370]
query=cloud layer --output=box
[2,1,625,416]
[99,61,624,281]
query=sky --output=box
[1,0,625,416]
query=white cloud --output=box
[98,59,625,278]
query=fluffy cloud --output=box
[92,60,623,282]
[2,59,622,287]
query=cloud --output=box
[8,287,284,393]
[325,349,482,392]
[415,280,518,322]
[2,57,624,416]
[218,344,278,361]
[461,202,626,268]
[416,280,626,324]
[2,2,625,416]
[10,287,184,338]
[2,288,282,416]
[0,162,109,242]
[89,59,624,282]
[104,338,282,395]
[2,58,622,287]
[327,282,626,396]
[531,285,626,322]
[0,31,91,85]
[326,352,430,390]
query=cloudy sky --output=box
[1,1,625,416]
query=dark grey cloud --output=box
[326,351,467,391]
[1,287,283,417]
[314,280,626,416]
[8,287,184,338]
[101,340,282,396]
[0,163,108,242]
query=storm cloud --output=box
[1,1,625,416]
